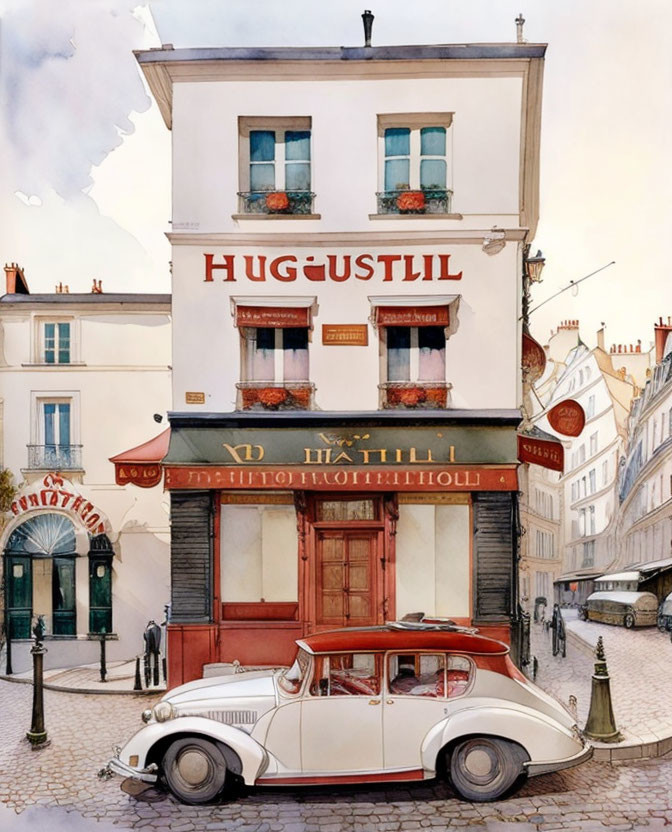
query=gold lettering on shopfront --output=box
[222,443,265,463]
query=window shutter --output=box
[472,492,515,622]
[170,491,213,623]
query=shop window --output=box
[316,499,377,522]
[238,117,314,215]
[4,514,77,638]
[376,114,453,214]
[43,322,71,364]
[310,653,380,697]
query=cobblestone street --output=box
[1,672,672,831]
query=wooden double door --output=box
[315,530,380,628]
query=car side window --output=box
[388,653,446,697]
[310,653,381,696]
[445,655,472,698]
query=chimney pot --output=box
[361,9,374,47]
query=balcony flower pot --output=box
[258,387,289,408]
[396,191,425,213]
[265,191,290,213]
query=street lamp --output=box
[525,249,546,284]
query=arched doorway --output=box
[4,514,77,637]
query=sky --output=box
[0,0,670,353]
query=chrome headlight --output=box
[152,702,174,723]
[141,709,152,724]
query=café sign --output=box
[9,474,107,536]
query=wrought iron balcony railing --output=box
[375,188,452,215]
[27,445,83,470]
[238,190,316,215]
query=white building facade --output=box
[0,265,171,672]
[136,36,547,686]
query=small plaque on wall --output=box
[322,325,368,346]
[185,391,206,404]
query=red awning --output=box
[109,428,170,488]
[235,306,310,328]
[375,305,450,327]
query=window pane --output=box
[285,162,311,191]
[316,500,376,521]
[250,130,275,162]
[385,127,410,157]
[58,404,71,447]
[252,328,275,380]
[421,126,446,156]
[250,162,275,191]
[58,323,70,363]
[385,158,410,191]
[44,404,56,446]
[53,557,75,611]
[285,130,311,160]
[419,327,445,381]
[387,326,410,381]
[45,323,55,363]
[329,653,379,696]
[283,327,309,382]
[420,159,447,189]
[389,653,445,697]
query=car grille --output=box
[178,708,257,725]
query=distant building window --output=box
[590,432,598,456]
[238,117,313,215]
[44,322,70,364]
[589,505,596,535]
[582,540,595,568]
[602,460,609,486]
[589,469,596,494]
[586,395,595,418]
[579,444,586,464]
[376,114,453,214]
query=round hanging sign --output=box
[548,399,586,437]
[522,333,547,382]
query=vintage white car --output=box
[108,626,591,803]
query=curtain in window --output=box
[418,326,445,381]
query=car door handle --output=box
[368,699,380,706]
[386,699,394,705]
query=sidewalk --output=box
[0,657,165,695]
[530,610,672,762]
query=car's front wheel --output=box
[162,737,228,804]
[624,612,635,629]
[448,736,529,802]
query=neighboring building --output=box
[133,30,547,686]
[616,318,672,600]
[530,321,644,605]
[0,264,171,673]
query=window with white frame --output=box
[586,395,595,418]
[376,114,453,214]
[589,505,596,535]
[238,117,312,214]
[40,320,71,364]
[386,326,445,383]
[590,432,598,456]
[30,396,80,469]
[241,327,309,383]
[589,468,596,493]
[602,459,609,486]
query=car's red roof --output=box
[298,628,509,656]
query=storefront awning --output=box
[109,428,170,488]
[630,557,672,575]
[554,570,603,584]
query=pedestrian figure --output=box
[551,603,566,657]
[143,620,162,687]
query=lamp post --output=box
[522,245,545,335]
[26,615,48,747]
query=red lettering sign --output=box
[376,306,449,327]
[164,465,518,492]
[235,306,310,328]
[203,253,463,284]
[517,435,564,472]
[547,399,586,437]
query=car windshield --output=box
[278,649,310,695]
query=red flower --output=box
[397,191,425,212]
[259,387,288,407]
[265,192,290,212]
[398,387,427,406]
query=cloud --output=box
[1,0,152,200]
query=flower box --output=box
[381,383,449,410]
[238,384,315,411]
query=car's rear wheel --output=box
[448,737,528,802]
[624,612,635,629]
[657,613,667,632]
[163,737,228,804]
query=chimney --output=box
[654,317,672,363]
[4,262,29,295]
[515,13,525,43]
[596,324,606,351]
[91,279,103,294]
[362,9,374,47]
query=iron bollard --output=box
[99,630,107,683]
[26,616,48,746]
[584,636,622,742]
[133,655,143,691]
